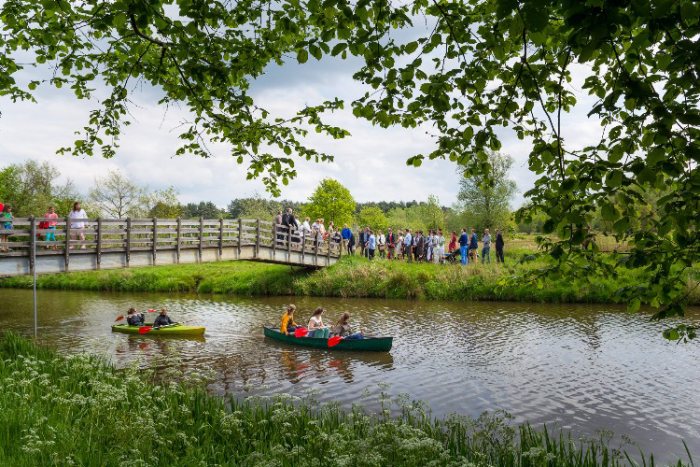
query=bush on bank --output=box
[2,255,696,305]
[0,332,689,466]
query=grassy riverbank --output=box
[0,332,690,466]
[1,254,689,305]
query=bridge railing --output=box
[0,217,342,270]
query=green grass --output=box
[0,332,691,466]
[2,254,697,305]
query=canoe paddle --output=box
[137,320,193,335]
[328,336,342,347]
[294,328,309,338]
[115,309,158,322]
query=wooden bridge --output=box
[0,217,342,277]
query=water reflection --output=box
[0,288,698,462]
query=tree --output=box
[89,170,147,218]
[305,179,355,227]
[147,187,183,218]
[456,152,517,233]
[357,207,389,232]
[420,195,447,231]
[0,160,79,217]
[182,202,225,219]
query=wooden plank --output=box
[198,217,204,261]
[64,216,71,271]
[176,218,181,264]
[238,219,243,255]
[152,217,158,265]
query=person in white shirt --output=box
[68,201,88,250]
[404,229,413,263]
[377,230,386,259]
[437,230,445,264]
[307,307,331,338]
[396,231,404,260]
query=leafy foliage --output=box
[357,206,389,231]
[456,151,517,232]
[305,178,356,226]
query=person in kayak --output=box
[153,308,176,328]
[307,307,331,338]
[332,312,364,340]
[280,304,302,335]
[126,308,145,327]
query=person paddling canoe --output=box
[153,307,177,328]
[280,304,302,336]
[126,308,145,327]
[331,312,364,340]
[307,307,332,338]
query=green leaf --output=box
[297,49,309,64]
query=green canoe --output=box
[112,323,205,336]
[263,326,393,352]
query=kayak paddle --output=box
[137,322,183,334]
[328,336,342,347]
[294,328,309,338]
[115,315,124,322]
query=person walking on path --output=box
[458,228,469,266]
[341,224,352,254]
[68,202,88,250]
[469,229,478,263]
[481,229,492,264]
[495,229,505,263]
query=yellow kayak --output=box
[111,323,205,336]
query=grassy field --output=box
[0,332,690,466]
[2,250,687,305]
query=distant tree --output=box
[0,160,79,217]
[147,187,183,218]
[457,151,517,232]
[183,201,225,219]
[420,195,446,231]
[89,169,147,218]
[305,179,355,226]
[357,206,389,232]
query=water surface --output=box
[1,289,698,461]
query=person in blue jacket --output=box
[458,228,469,266]
[341,224,352,254]
[469,229,479,263]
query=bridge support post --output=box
[152,217,158,266]
[64,216,71,272]
[126,218,131,267]
[256,219,261,259]
[219,218,224,258]
[176,217,181,264]
[272,223,277,255]
[29,216,35,275]
[287,225,292,261]
[314,231,319,266]
[237,219,243,257]
[301,230,305,264]
[198,217,204,262]
[96,217,102,270]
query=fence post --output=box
[327,234,332,263]
[152,217,158,266]
[256,219,261,259]
[314,231,319,266]
[29,216,36,275]
[64,216,71,272]
[287,224,292,259]
[301,230,306,263]
[126,218,131,267]
[272,223,277,254]
[219,218,224,257]
[96,217,102,270]
[199,217,204,262]
[237,218,243,256]
[176,217,181,264]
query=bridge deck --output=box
[0,217,341,277]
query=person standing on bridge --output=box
[44,206,59,250]
[341,224,352,254]
[68,202,88,249]
[1,205,13,252]
[274,210,283,245]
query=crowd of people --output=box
[271,208,506,265]
[0,201,89,252]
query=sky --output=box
[0,26,602,211]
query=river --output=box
[1,288,698,461]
